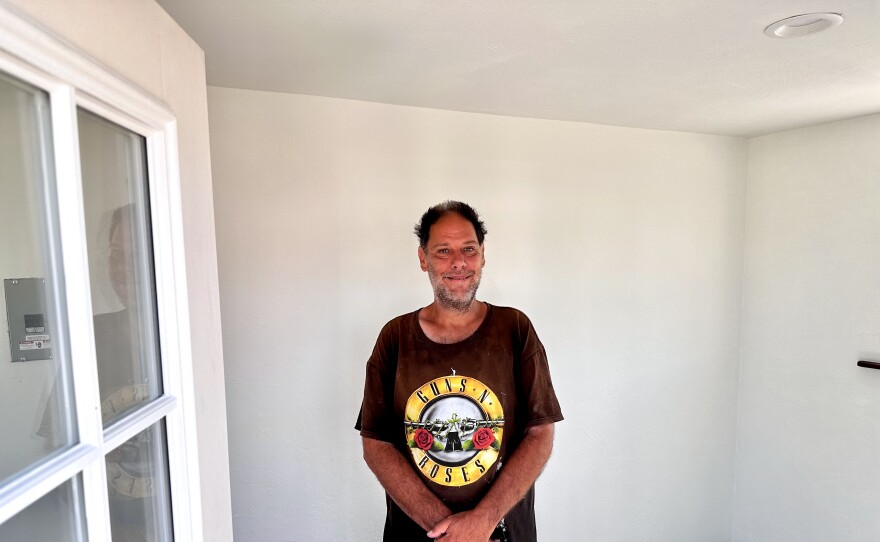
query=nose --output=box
[451,253,467,269]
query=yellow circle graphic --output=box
[404,374,504,487]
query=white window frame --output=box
[0,5,203,541]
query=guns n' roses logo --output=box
[404,374,504,487]
[101,384,156,499]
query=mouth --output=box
[443,273,473,281]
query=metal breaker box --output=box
[4,278,52,362]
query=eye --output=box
[463,246,476,253]
[437,248,450,255]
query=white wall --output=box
[2,1,234,540]
[208,87,748,541]
[733,114,880,541]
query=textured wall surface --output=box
[734,114,880,542]
[208,86,748,541]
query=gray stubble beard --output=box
[428,267,481,313]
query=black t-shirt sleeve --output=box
[355,321,399,442]
[519,347,564,426]
[515,310,564,427]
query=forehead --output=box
[427,213,479,245]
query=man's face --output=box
[418,213,485,311]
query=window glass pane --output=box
[77,109,162,427]
[0,476,86,541]
[107,420,173,540]
[0,71,76,482]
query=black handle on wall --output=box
[857,360,880,370]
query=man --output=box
[356,201,563,541]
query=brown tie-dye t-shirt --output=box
[356,304,563,541]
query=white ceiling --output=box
[156,0,880,137]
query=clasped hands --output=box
[426,509,501,542]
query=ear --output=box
[418,246,428,272]
[480,244,486,268]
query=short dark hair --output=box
[414,200,487,248]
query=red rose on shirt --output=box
[471,427,495,450]
[413,428,434,450]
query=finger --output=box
[427,519,451,539]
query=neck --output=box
[418,300,487,344]
[422,299,486,326]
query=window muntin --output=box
[0,476,84,542]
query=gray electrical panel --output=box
[4,278,52,362]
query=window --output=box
[0,6,202,541]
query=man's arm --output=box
[427,423,555,541]
[362,437,453,531]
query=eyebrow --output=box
[426,241,482,252]
[430,240,479,248]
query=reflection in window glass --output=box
[0,476,85,541]
[0,71,76,482]
[78,109,162,427]
[106,421,173,540]
[79,109,172,540]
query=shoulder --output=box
[487,304,535,330]
[377,309,419,337]
[486,304,545,354]
[368,309,420,361]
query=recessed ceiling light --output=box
[764,12,844,38]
